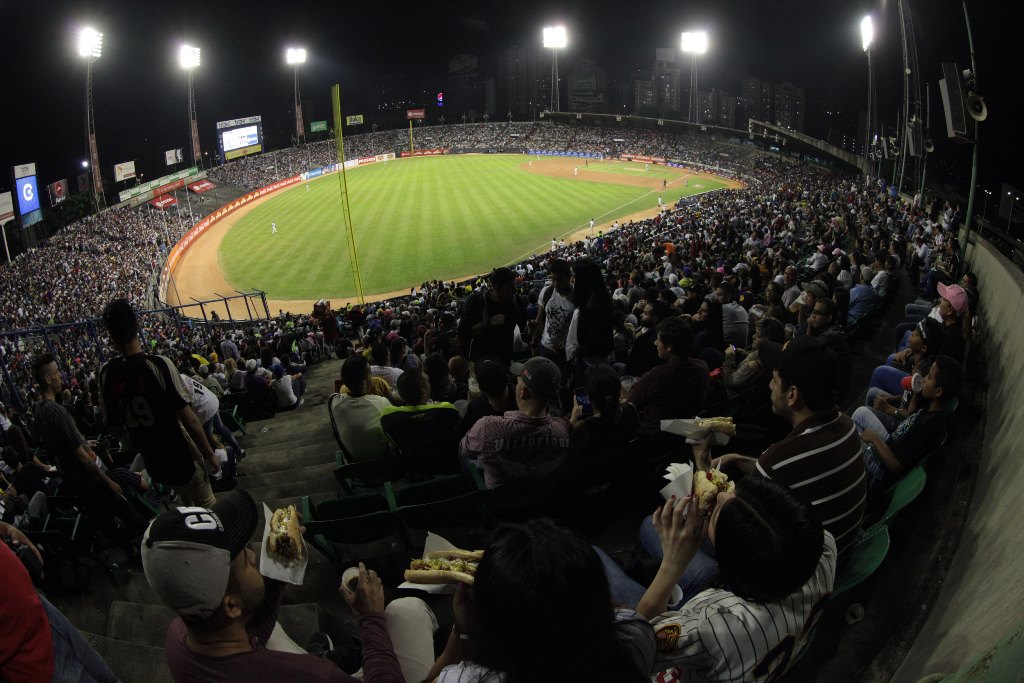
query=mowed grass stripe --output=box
[220,155,726,298]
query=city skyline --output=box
[2,0,1016,197]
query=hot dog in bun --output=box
[404,549,484,585]
[267,505,303,564]
[694,469,736,516]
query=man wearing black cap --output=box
[460,356,571,488]
[144,489,431,681]
[708,337,866,555]
[457,267,527,364]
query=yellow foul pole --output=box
[408,118,414,157]
[332,84,365,304]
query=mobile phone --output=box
[574,387,593,416]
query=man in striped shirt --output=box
[714,336,866,555]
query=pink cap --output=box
[937,283,968,316]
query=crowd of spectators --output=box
[0,120,978,682]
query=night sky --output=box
[2,0,1018,201]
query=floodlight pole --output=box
[961,0,979,258]
[293,65,304,145]
[187,69,202,168]
[84,57,104,212]
[691,53,699,124]
[551,48,560,113]
[864,49,874,166]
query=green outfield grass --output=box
[585,161,678,179]
[219,154,728,299]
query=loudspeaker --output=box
[907,118,924,157]
[924,139,935,153]
[939,62,972,142]
[967,93,988,121]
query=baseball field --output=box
[171,154,741,312]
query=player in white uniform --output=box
[598,474,835,683]
[271,221,277,234]
[574,166,579,176]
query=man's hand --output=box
[691,433,714,472]
[724,344,736,357]
[107,479,123,497]
[207,457,222,475]
[872,394,893,411]
[652,495,705,574]
[893,348,912,365]
[490,314,507,327]
[860,429,882,447]
[340,562,386,616]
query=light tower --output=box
[681,31,708,124]
[542,26,567,113]
[286,48,307,145]
[861,16,876,165]
[78,27,105,211]
[179,45,202,167]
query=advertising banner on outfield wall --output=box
[406,109,425,120]
[311,120,329,132]
[165,148,184,165]
[398,149,448,158]
[343,116,361,127]
[114,161,137,182]
[526,150,604,159]
[48,179,69,205]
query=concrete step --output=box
[241,433,331,452]
[82,631,173,683]
[236,461,336,489]
[106,600,321,650]
[237,444,336,474]
[244,472,338,505]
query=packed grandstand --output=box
[0,120,985,682]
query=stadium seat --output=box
[834,525,890,596]
[301,492,408,563]
[327,393,356,462]
[384,469,487,548]
[333,450,408,496]
[219,405,247,435]
[865,466,927,534]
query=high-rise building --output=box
[774,81,806,132]
[500,46,551,119]
[715,90,737,128]
[634,79,655,114]
[568,58,607,112]
[759,81,774,122]
[652,50,682,117]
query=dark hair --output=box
[656,316,694,358]
[920,317,945,355]
[490,267,516,288]
[586,365,622,418]
[715,476,824,602]
[570,258,609,309]
[102,299,139,347]
[475,358,508,397]
[340,354,370,395]
[549,258,571,277]
[757,317,785,344]
[716,281,736,301]
[473,519,646,683]
[928,354,962,403]
[396,371,428,405]
[646,300,671,322]
[32,353,57,386]
[370,340,390,366]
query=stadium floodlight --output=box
[542,26,567,113]
[81,160,89,168]
[860,15,874,53]
[680,31,708,55]
[179,44,201,70]
[286,48,307,143]
[542,26,567,48]
[681,31,709,124]
[78,27,103,60]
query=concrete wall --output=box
[893,238,1024,680]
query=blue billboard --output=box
[16,176,40,214]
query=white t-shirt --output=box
[538,285,576,352]
[272,374,298,408]
[180,373,220,424]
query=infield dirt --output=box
[168,157,742,315]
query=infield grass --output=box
[219,154,727,299]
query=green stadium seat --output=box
[333,450,408,495]
[301,493,407,562]
[834,525,890,596]
[865,466,927,534]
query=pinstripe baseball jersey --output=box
[757,410,866,555]
[650,532,836,683]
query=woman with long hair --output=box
[721,317,785,398]
[426,518,653,683]
[566,258,614,388]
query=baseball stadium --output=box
[0,2,1021,683]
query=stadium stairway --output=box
[47,356,353,683]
